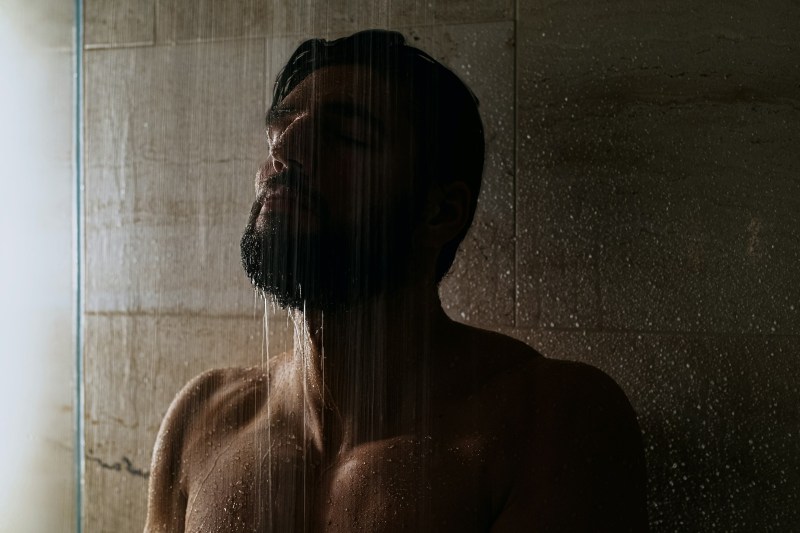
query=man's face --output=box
[241,64,421,310]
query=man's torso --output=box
[178,353,528,532]
[145,324,644,532]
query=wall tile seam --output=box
[83,311,800,339]
[156,20,514,46]
[84,17,517,50]
[84,41,156,51]
[517,39,800,55]
[504,326,800,339]
[82,311,522,333]
[82,316,519,335]
[512,4,519,329]
[518,96,800,112]
[84,310,271,319]
[84,34,268,51]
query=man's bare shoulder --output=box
[150,354,299,476]
[452,323,635,421]
[163,354,296,436]
[145,357,296,532]
[457,325,648,531]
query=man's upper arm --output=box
[143,369,225,533]
[492,361,649,533]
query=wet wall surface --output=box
[83,1,798,531]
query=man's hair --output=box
[271,29,485,283]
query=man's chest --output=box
[182,427,494,532]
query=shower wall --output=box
[83,1,799,531]
[509,3,800,530]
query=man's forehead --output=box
[280,64,405,108]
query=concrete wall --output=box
[83,1,799,531]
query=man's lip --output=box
[258,186,315,214]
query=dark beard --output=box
[240,204,322,309]
[240,199,416,311]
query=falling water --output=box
[68,3,800,531]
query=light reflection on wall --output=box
[0,4,75,532]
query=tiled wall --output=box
[511,3,799,529]
[83,1,799,531]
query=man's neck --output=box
[289,283,452,454]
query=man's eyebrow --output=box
[265,101,384,133]
[321,101,383,133]
[265,105,299,128]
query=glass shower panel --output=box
[0,1,78,532]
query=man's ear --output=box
[422,181,472,248]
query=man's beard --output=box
[240,197,417,311]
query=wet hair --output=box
[271,29,485,283]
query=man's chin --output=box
[248,272,415,313]
[241,222,416,312]
[241,231,323,310]
[255,282,309,311]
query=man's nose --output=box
[268,114,315,174]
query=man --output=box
[145,30,648,532]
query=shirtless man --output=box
[144,30,648,532]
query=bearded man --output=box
[145,30,648,532]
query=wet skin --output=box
[144,327,648,532]
[144,65,649,532]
